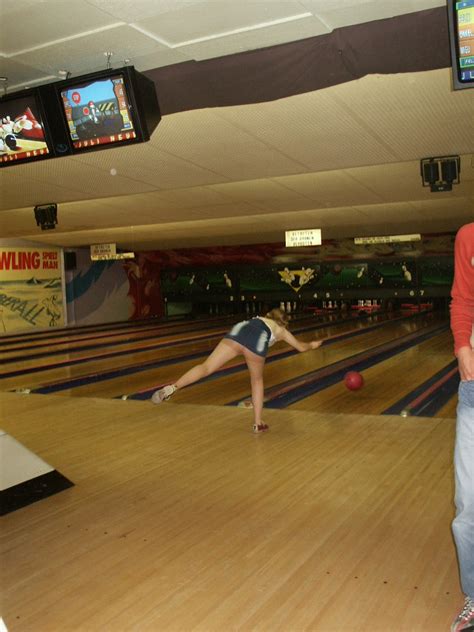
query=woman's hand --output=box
[310,340,323,350]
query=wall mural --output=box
[65,252,129,325]
[0,247,64,332]
[64,233,456,325]
[278,267,316,293]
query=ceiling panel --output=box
[72,141,230,190]
[83,0,204,23]
[216,87,401,171]
[13,25,166,78]
[328,70,474,161]
[299,0,445,30]
[177,15,328,61]
[0,57,53,88]
[133,1,310,45]
[0,1,119,56]
[274,170,384,206]
[153,108,309,179]
[207,179,312,212]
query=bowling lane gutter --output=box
[382,360,459,417]
[14,314,414,395]
[1,314,320,366]
[0,316,167,346]
[0,320,231,359]
[226,323,449,409]
[0,312,368,359]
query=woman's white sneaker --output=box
[151,384,177,404]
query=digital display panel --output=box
[60,74,137,150]
[449,0,474,88]
[0,92,51,165]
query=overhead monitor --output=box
[0,66,161,167]
[447,0,474,90]
[55,66,161,153]
[0,89,52,166]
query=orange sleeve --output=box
[450,223,474,355]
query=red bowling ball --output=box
[344,371,364,391]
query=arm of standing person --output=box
[450,223,474,381]
[279,328,323,353]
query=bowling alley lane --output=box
[0,311,398,395]
[289,329,455,416]
[64,312,446,404]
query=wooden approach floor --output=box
[1,391,461,632]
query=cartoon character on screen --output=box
[87,101,97,124]
[0,115,34,153]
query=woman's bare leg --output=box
[175,339,241,389]
[243,349,265,427]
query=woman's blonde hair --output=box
[265,307,289,328]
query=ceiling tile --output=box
[1,0,120,56]
[73,141,229,189]
[0,58,53,90]
[154,108,308,179]
[275,170,383,206]
[216,88,400,171]
[299,0,445,30]
[328,69,474,162]
[13,25,168,77]
[83,0,204,23]
[134,1,310,45]
[175,16,328,60]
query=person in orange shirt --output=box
[450,222,474,632]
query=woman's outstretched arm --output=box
[280,328,322,353]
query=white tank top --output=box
[256,317,279,346]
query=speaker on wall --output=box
[420,156,460,192]
[34,203,57,230]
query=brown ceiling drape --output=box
[145,7,450,116]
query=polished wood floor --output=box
[1,391,460,631]
[1,310,462,631]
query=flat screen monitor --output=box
[55,66,160,153]
[447,0,474,90]
[0,89,52,166]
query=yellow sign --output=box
[90,243,116,257]
[0,247,64,332]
